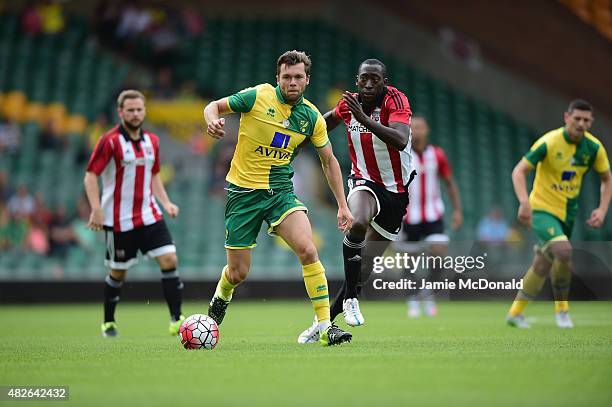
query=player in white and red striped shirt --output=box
[401,114,462,317]
[84,90,184,337]
[298,59,415,343]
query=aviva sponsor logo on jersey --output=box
[551,170,578,192]
[254,131,292,160]
[561,170,577,181]
[270,132,291,148]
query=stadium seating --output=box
[0,15,127,122]
[1,15,609,281]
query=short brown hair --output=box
[276,50,311,76]
[117,90,145,109]
[568,99,593,114]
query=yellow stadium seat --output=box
[65,115,88,134]
[24,102,46,122]
[2,91,27,121]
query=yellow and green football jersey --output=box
[523,127,610,224]
[225,83,329,190]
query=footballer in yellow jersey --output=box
[507,100,612,329]
[203,50,354,345]
[524,127,609,231]
[225,83,329,190]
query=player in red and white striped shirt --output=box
[298,59,415,343]
[401,114,462,317]
[84,90,184,337]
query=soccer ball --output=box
[179,314,219,350]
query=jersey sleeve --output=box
[593,143,610,173]
[151,135,161,175]
[227,86,258,113]
[311,114,330,149]
[387,92,412,125]
[86,135,113,175]
[334,99,349,122]
[434,146,452,179]
[523,138,548,167]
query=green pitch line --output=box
[0,301,611,406]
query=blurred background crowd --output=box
[1,0,611,280]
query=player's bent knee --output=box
[554,251,572,265]
[349,219,369,240]
[550,241,572,264]
[296,243,319,265]
[532,254,551,277]
[157,253,178,270]
[227,264,249,284]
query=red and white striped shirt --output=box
[404,144,452,224]
[335,86,413,193]
[86,125,163,232]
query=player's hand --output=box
[337,205,354,233]
[207,117,226,139]
[517,201,532,227]
[586,207,606,228]
[87,207,104,231]
[451,210,463,230]
[163,202,180,218]
[342,92,369,124]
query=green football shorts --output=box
[532,210,573,254]
[224,183,308,249]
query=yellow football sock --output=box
[554,301,569,313]
[508,267,546,317]
[214,266,237,301]
[551,259,571,313]
[302,261,330,325]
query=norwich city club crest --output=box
[299,120,308,133]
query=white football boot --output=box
[297,316,320,344]
[555,311,574,328]
[506,313,530,329]
[343,298,365,326]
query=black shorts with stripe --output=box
[402,219,445,242]
[347,176,410,241]
[104,220,176,270]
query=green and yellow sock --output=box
[551,259,571,313]
[214,266,237,301]
[508,267,546,317]
[302,261,330,328]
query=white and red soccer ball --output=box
[179,314,219,350]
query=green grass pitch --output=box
[1,300,611,406]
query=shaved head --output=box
[359,59,387,77]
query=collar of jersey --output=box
[119,124,143,142]
[562,127,582,145]
[275,86,304,106]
